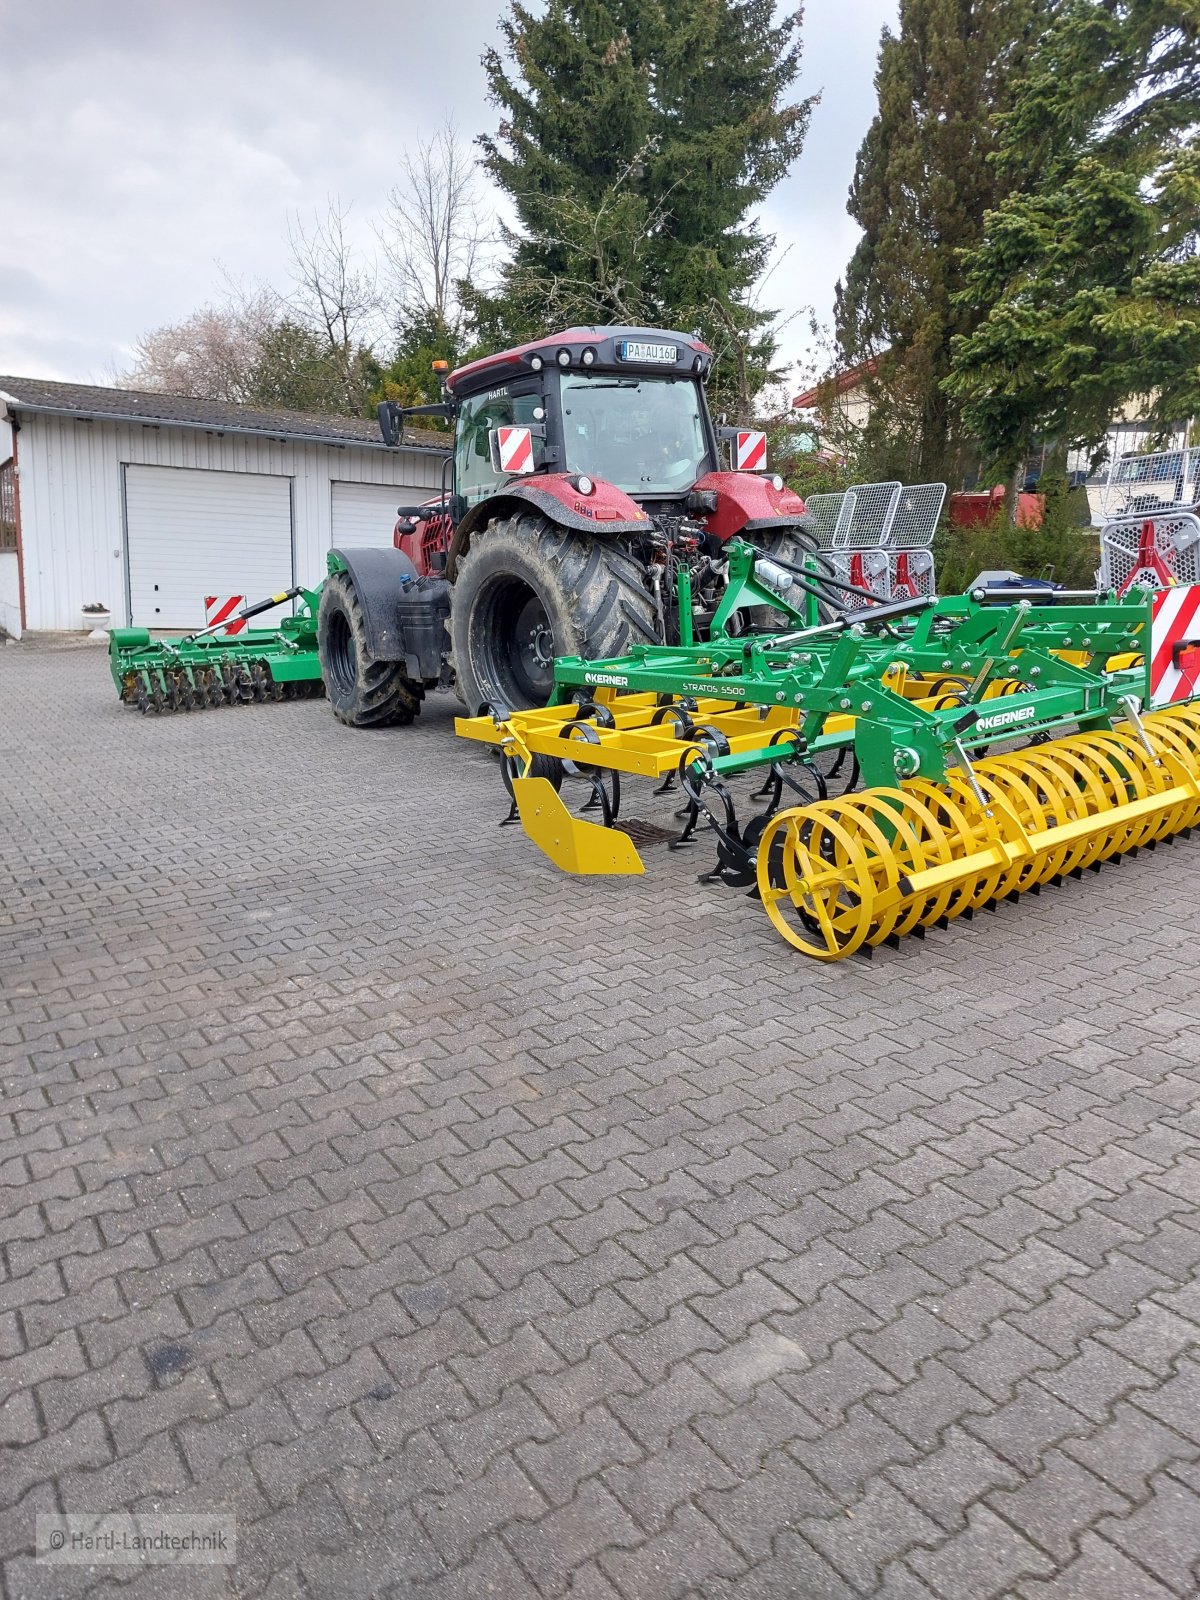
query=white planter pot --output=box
[82,610,111,633]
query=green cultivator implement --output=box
[109,586,324,713]
[459,540,1200,960]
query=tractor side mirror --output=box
[488,425,539,477]
[378,401,402,447]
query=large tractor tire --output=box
[317,571,424,728]
[750,524,839,629]
[451,513,658,712]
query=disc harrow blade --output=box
[112,616,323,714]
[757,703,1200,960]
[117,655,318,710]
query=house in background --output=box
[791,359,877,448]
[792,363,1193,528]
[0,378,449,638]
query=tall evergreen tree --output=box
[467,0,815,415]
[834,0,1041,482]
[945,0,1200,475]
[372,309,460,426]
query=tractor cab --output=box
[444,327,719,509]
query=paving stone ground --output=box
[3,636,1200,1600]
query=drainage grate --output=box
[618,818,679,848]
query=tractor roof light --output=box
[431,359,449,374]
[581,347,597,367]
[530,354,544,371]
[556,348,572,367]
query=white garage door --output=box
[331,480,426,548]
[125,465,293,629]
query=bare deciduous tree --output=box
[380,121,488,335]
[286,198,382,411]
[122,286,276,402]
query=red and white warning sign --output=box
[1149,584,1200,706]
[1115,517,1178,595]
[204,596,247,635]
[494,426,535,475]
[735,430,767,472]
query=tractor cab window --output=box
[455,387,542,505]
[559,373,711,496]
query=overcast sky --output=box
[0,0,896,390]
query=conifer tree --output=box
[835,0,1041,481]
[946,0,1200,475]
[468,0,815,414]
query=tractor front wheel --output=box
[451,514,657,713]
[317,571,424,728]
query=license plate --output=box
[617,341,678,365]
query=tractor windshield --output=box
[559,373,711,496]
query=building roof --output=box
[793,357,879,410]
[0,375,449,453]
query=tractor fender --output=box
[328,546,450,677]
[447,477,650,579]
[691,470,808,542]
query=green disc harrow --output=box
[109,586,324,713]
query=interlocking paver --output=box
[3,641,1200,1597]
[1094,1470,1200,1596]
[906,1504,1056,1597]
[1016,1532,1178,1600]
[799,1478,944,1591]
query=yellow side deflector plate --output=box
[512,777,645,876]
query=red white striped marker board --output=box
[735,431,767,472]
[1150,585,1200,706]
[204,596,246,635]
[494,427,535,475]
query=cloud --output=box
[0,0,893,384]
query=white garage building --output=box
[0,377,449,636]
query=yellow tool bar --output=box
[455,675,1025,781]
[455,698,815,778]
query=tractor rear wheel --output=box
[317,571,424,728]
[451,513,657,712]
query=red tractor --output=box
[315,325,822,726]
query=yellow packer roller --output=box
[757,702,1200,960]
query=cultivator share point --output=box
[460,541,1200,960]
[109,586,324,712]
